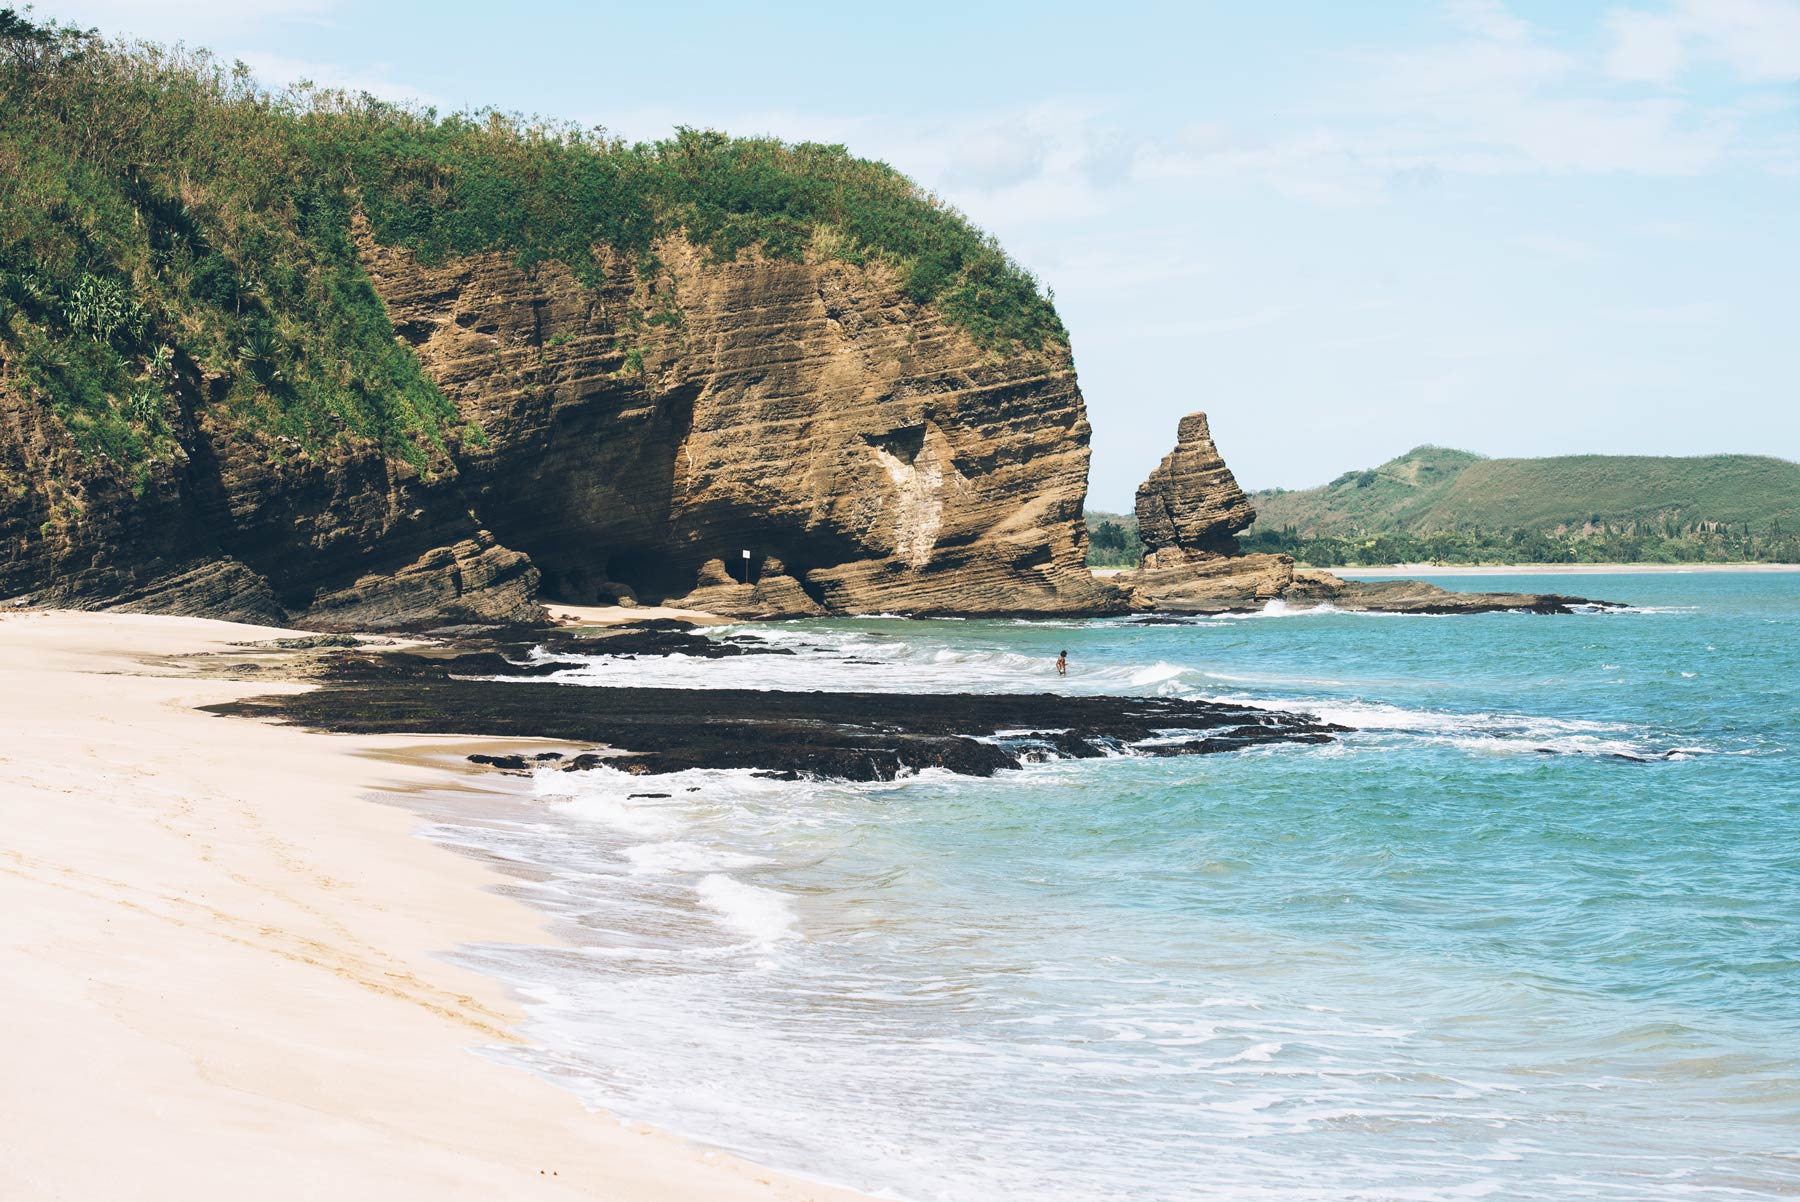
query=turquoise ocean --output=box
[418,571,1800,1201]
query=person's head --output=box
[1059,649,1068,657]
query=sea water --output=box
[417,572,1800,1201]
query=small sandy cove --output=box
[0,610,866,1202]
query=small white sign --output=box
[742,549,752,559]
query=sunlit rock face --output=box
[1133,410,1255,567]
[1,231,1118,624]
[366,232,1116,618]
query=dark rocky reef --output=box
[1122,410,1618,616]
[206,676,1344,782]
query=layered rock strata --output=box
[0,371,538,628]
[2,233,1114,624]
[365,234,1112,619]
[1134,410,1255,567]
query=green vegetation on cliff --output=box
[1246,446,1800,565]
[0,13,1064,473]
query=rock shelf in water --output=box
[207,674,1346,782]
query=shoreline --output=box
[1095,562,1800,579]
[1325,562,1800,576]
[0,610,870,1202]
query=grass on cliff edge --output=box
[0,13,1065,473]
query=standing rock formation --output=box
[1134,411,1255,567]
[1125,411,1610,616]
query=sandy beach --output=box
[0,610,869,1202]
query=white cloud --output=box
[1511,234,1600,262]
[1605,0,1800,83]
[235,52,439,109]
[48,0,338,42]
[1600,300,1729,326]
[1134,304,1302,340]
[939,124,1051,191]
[1606,7,1694,80]
[1353,3,1731,177]
[1444,0,1536,42]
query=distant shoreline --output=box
[1326,563,1800,576]
[1090,563,1800,579]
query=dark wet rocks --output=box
[230,633,368,650]
[211,681,1346,783]
[324,650,582,681]
[515,621,793,660]
[467,752,534,771]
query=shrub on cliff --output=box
[0,13,1065,471]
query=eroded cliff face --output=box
[0,367,536,628]
[0,230,1112,624]
[363,231,1112,618]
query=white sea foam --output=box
[1129,661,1188,686]
[556,791,681,837]
[623,841,764,875]
[695,873,799,944]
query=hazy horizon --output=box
[48,0,1800,508]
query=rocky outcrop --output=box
[365,232,1112,619]
[211,669,1345,782]
[1131,551,1605,615]
[1,231,1114,624]
[1134,410,1254,567]
[0,363,540,629]
[1124,412,1613,616]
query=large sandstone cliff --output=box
[0,232,1112,625]
[366,232,1110,619]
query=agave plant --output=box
[236,327,285,385]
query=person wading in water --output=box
[1056,649,1068,677]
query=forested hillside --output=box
[1244,447,1800,565]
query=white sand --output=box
[0,611,868,1202]
[546,601,734,626]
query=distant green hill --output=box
[1250,448,1800,537]
[1084,509,1142,568]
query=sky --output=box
[43,0,1800,507]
